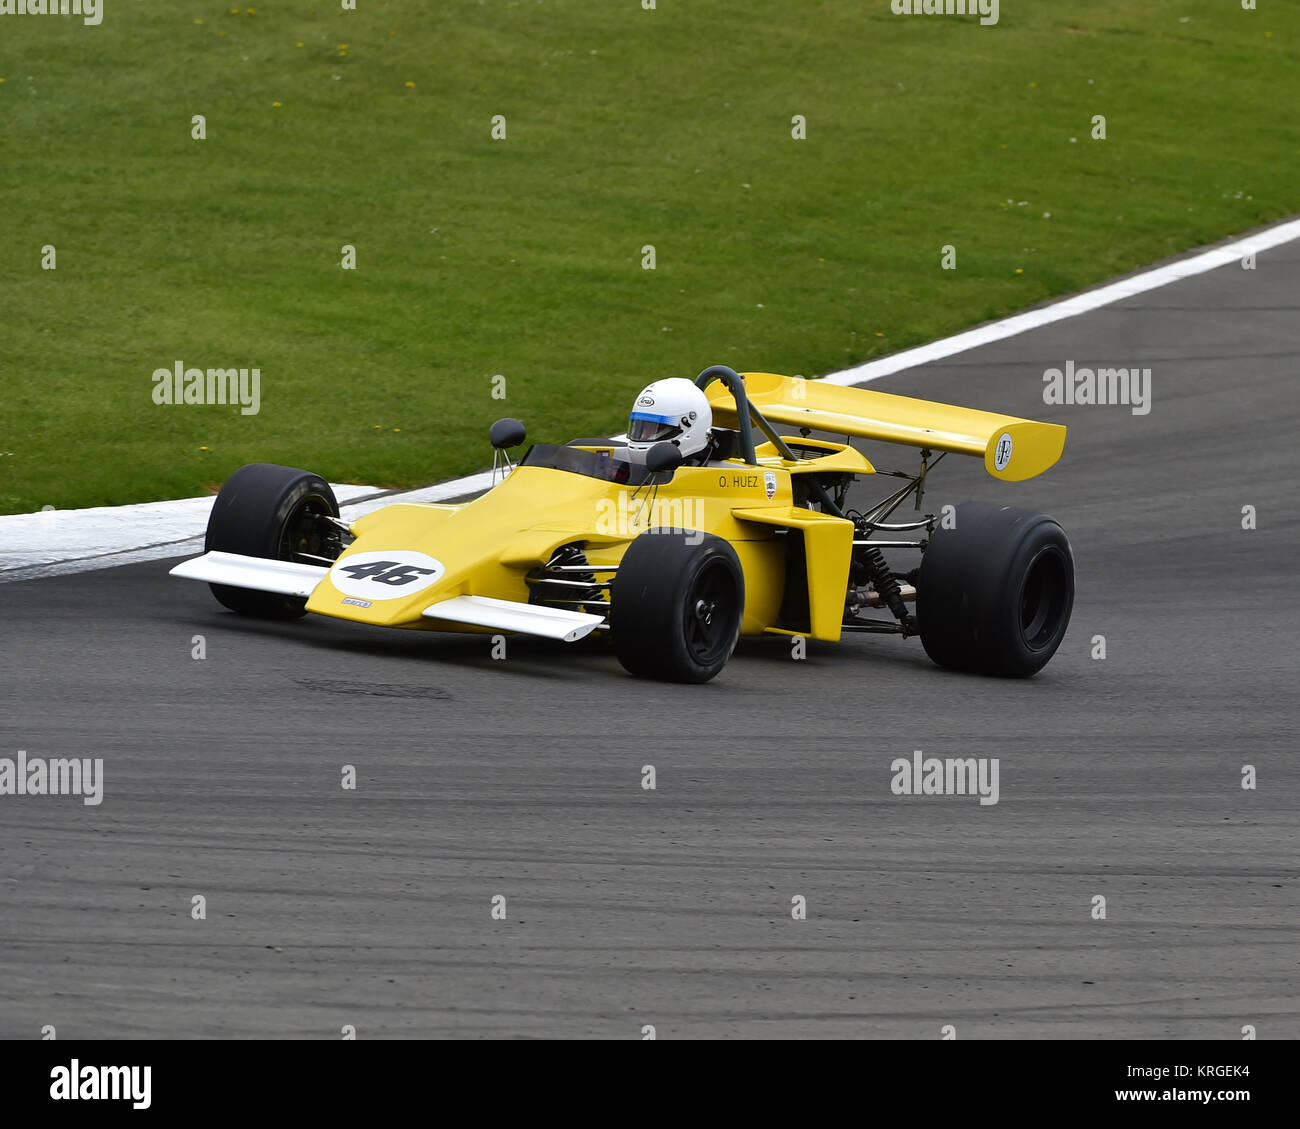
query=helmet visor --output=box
[628,412,681,444]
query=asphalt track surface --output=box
[2,241,1297,1039]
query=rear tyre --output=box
[917,501,1074,677]
[205,462,339,620]
[611,532,744,683]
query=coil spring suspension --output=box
[529,544,602,611]
[861,544,917,636]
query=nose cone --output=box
[307,548,450,626]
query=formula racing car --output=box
[170,365,1075,682]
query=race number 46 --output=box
[330,550,446,599]
[337,561,436,586]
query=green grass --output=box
[1,0,1296,513]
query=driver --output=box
[626,378,714,466]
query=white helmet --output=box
[626,378,713,462]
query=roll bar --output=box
[693,365,843,517]
[693,365,801,466]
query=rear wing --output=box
[706,371,1066,482]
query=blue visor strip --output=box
[629,410,678,425]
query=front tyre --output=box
[205,462,339,620]
[917,501,1074,677]
[611,532,744,683]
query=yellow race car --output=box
[170,366,1074,683]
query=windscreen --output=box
[518,444,662,486]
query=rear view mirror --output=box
[646,442,683,473]
[489,417,526,449]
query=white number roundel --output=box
[329,549,446,600]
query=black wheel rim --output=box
[278,494,337,564]
[1018,547,1068,650]
[682,558,737,666]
